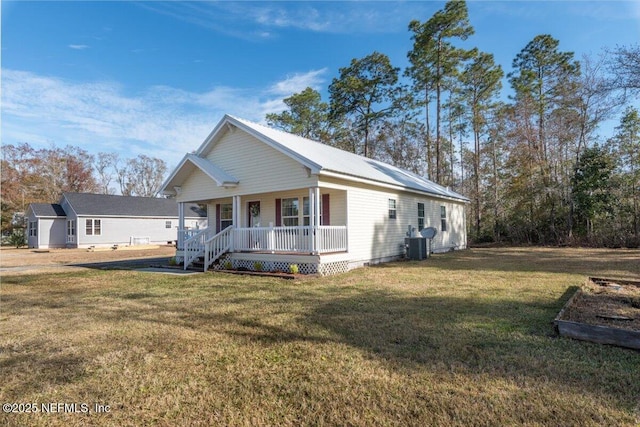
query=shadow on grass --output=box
[304,288,640,406]
[375,247,640,277]
[70,257,172,270]
[3,267,638,411]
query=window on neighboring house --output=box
[418,203,425,231]
[440,206,447,232]
[86,219,102,236]
[281,198,299,226]
[302,197,322,226]
[389,199,397,219]
[165,220,172,229]
[67,220,75,236]
[29,221,37,237]
[220,203,233,230]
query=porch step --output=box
[187,256,224,272]
[187,257,205,271]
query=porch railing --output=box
[178,229,202,250]
[203,226,233,272]
[183,227,216,270]
[315,226,348,253]
[182,225,348,270]
[233,225,347,254]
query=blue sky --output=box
[2,1,639,168]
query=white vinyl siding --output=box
[176,130,316,203]
[342,178,466,262]
[76,216,204,248]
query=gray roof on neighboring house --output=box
[30,203,67,217]
[61,193,205,218]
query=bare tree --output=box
[94,152,118,194]
[126,155,168,197]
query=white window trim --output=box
[85,219,102,236]
[440,206,447,232]
[303,196,322,226]
[281,198,299,227]
[418,203,425,231]
[389,199,397,220]
[220,203,233,230]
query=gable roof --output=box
[198,115,468,202]
[61,193,205,218]
[29,203,66,218]
[162,153,239,193]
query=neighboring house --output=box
[161,115,468,275]
[26,193,206,249]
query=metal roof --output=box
[226,115,469,202]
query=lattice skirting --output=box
[214,253,350,276]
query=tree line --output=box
[1,143,167,230]
[266,0,639,247]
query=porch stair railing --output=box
[181,225,347,271]
[203,226,234,272]
[183,227,216,270]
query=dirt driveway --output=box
[0,245,176,276]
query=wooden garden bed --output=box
[554,277,640,350]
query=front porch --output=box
[176,224,348,272]
[173,186,349,273]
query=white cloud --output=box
[268,68,328,96]
[68,44,89,50]
[1,68,327,164]
[138,1,434,38]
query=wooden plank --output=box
[554,278,640,350]
[587,276,640,288]
[555,319,640,350]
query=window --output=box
[281,198,299,226]
[418,203,425,231]
[303,197,322,226]
[165,220,172,229]
[440,206,447,232]
[389,199,397,219]
[220,203,233,230]
[29,221,37,237]
[86,219,102,236]
[67,220,75,236]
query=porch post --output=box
[314,186,321,253]
[232,195,240,251]
[308,187,315,253]
[177,202,185,250]
[232,196,239,227]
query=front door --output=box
[247,201,261,227]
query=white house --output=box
[26,193,206,249]
[161,115,468,275]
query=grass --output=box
[1,247,639,426]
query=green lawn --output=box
[1,247,639,426]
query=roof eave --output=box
[160,154,239,196]
[319,170,469,203]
